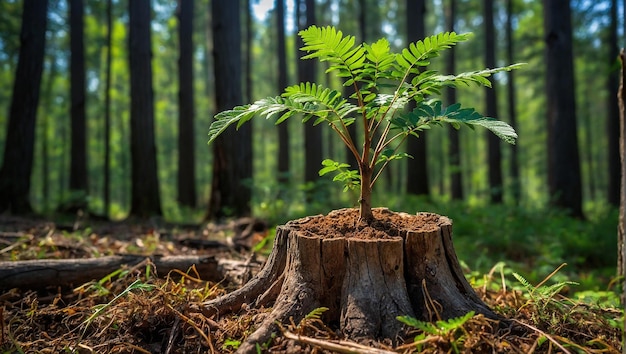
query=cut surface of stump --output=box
[201,208,500,353]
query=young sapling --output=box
[208,25,522,222]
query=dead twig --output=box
[512,319,571,354]
[164,316,180,354]
[283,331,397,354]
[0,234,34,255]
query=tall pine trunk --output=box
[485,0,503,204]
[128,0,162,218]
[276,0,290,185]
[405,0,429,197]
[207,0,252,219]
[543,0,583,218]
[297,0,323,194]
[446,0,463,200]
[177,0,197,208]
[68,0,88,211]
[103,0,112,217]
[0,0,48,214]
[618,50,626,325]
[506,0,520,204]
[608,0,620,206]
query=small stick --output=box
[283,331,397,354]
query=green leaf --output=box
[376,148,412,165]
[208,105,256,144]
[318,159,360,191]
[459,117,518,144]
[430,63,526,89]
[298,25,366,80]
[399,100,518,145]
[283,82,359,122]
[319,159,350,176]
[396,32,473,73]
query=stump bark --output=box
[201,208,499,353]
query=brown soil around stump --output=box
[201,208,500,353]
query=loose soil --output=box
[289,208,443,239]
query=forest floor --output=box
[0,213,623,353]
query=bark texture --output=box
[207,0,252,219]
[177,0,197,208]
[608,0,620,206]
[0,0,48,214]
[0,255,257,290]
[543,0,583,218]
[202,208,498,352]
[276,0,290,183]
[405,0,430,197]
[128,0,162,217]
[618,51,626,307]
[297,0,323,189]
[446,0,463,201]
[69,0,88,209]
[506,0,521,204]
[485,0,503,204]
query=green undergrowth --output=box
[390,196,618,293]
[395,262,623,353]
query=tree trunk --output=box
[207,0,252,220]
[0,0,48,214]
[128,0,162,218]
[68,0,88,211]
[103,0,112,218]
[276,0,290,185]
[244,0,253,104]
[543,0,583,218]
[405,0,430,197]
[484,0,503,204]
[177,0,197,208]
[506,0,520,204]
[446,0,463,201]
[40,51,58,213]
[297,0,323,193]
[618,51,626,308]
[202,208,499,353]
[608,0,620,206]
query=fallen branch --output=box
[0,254,260,290]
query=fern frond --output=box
[397,311,475,336]
[537,281,578,300]
[299,25,366,81]
[304,307,329,321]
[513,272,534,293]
[397,315,438,334]
[437,311,475,332]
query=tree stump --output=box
[201,208,499,353]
